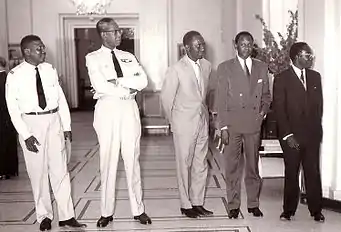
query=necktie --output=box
[300,70,305,84]
[244,59,250,77]
[111,51,123,77]
[35,67,47,109]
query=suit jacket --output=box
[272,67,323,144]
[161,56,212,135]
[216,58,271,133]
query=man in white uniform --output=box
[86,17,151,227]
[5,35,86,231]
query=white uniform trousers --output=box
[19,113,75,223]
[93,97,144,217]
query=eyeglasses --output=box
[36,46,46,53]
[102,29,123,35]
[299,52,315,60]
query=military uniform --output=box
[86,45,148,217]
[5,61,75,223]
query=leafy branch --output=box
[254,10,298,74]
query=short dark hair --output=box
[96,17,115,35]
[289,42,309,61]
[0,56,6,68]
[183,31,202,46]
[234,31,254,44]
[20,35,41,55]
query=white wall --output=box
[0,0,8,59]
[236,0,263,48]
[262,0,298,43]
[5,0,262,104]
[170,0,225,68]
[299,0,341,201]
[6,0,168,104]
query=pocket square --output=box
[257,79,263,83]
[121,59,132,63]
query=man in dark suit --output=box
[273,42,325,222]
[216,31,271,219]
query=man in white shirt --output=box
[5,35,86,231]
[273,42,324,222]
[161,31,213,218]
[85,17,151,227]
[216,31,271,219]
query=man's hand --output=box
[25,136,40,153]
[221,129,229,145]
[287,135,299,150]
[129,88,138,94]
[108,79,118,86]
[64,131,72,142]
[256,111,266,121]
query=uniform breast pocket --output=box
[102,64,115,78]
[44,83,58,99]
[121,62,138,76]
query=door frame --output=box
[57,13,139,108]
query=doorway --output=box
[74,27,136,110]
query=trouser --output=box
[280,140,322,215]
[19,113,74,223]
[93,97,144,217]
[173,115,209,209]
[224,131,262,210]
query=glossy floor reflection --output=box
[0,112,340,232]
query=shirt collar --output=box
[23,61,40,69]
[291,64,305,77]
[101,45,117,53]
[186,55,200,65]
[236,55,252,67]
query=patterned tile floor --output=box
[0,112,340,232]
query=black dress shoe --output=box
[312,212,325,222]
[247,207,263,217]
[59,217,87,228]
[228,208,240,219]
[192,205,213,216]
[133,212,152,224]
[280,211,293,221]
[96,215,113,228]
[0,175,10,180]
[39,218,52,231]
[180,208,200,218]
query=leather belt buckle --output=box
[26,107,58,115]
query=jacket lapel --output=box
[197,59,207,97]
[249,59,260,94]
[289,66,306,92]
[181,57,202,98]
[231,58,250,93]
[288,67,307,110]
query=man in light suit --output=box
[273,42,324,222]
[85,17,151,227]
[216,31,271,219]
[161,31,213,218]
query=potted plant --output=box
[254,10,298,142]
[254,10,298,75]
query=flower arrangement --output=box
[254,10,298,75]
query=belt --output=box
[119,95,135,100]
[26,107,58,115]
